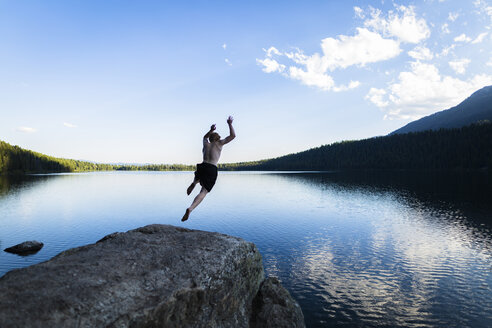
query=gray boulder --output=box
[251,277,305,328]
[4,240,43,255]
[0,224,305,327]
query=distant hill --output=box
[220,122,492,171]
[390,85,492,135]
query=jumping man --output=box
[181,116,236,222]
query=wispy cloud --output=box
[354,6,364,19]
[363,5,430,44]
[408,46,434,60]
[454,33,472,42]
[439,44,456,57]
[449,58,471,74]
[222,43,227,50]
[63,122,77,128]
[225,58,232,66]
[256,49,285,73]
[448,12,459,21]
[441,23,450,34]
[366,88,389,108]
[474,0,492,25]
[471,32,488,43]
[16,126,37,133]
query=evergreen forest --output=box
[219,122,492,171]
[0,140,193,174]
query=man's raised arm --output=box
[220,116,236,145]
[203,124,216,143]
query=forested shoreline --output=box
[220,122,492,171]
[0,141,193,174]
[1,122,491,175]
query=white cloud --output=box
[408,46,434,60]
[255,4,434,92]
[16,126,37,133]
[449,58,471,74]
[441,23,450,34]
[471,32,488,43]
[474,0,492,24]
[288,66,335,91]
[281,28,400,71]
[364,5,430,43]
[333,80,361,92]
[454,33,472,42]
[317,28,401,70]
[487,57,492,66]
[448,12,459,21]
[366,88,389,107]
[63,122,77,128]
[256,58,285,73]
[440,44,456,57]
[225,58,232,66]
[366,61,492,119]
[354,6,364,19]
[222,43,227,50]
[264,46,281,58]
[257,27,400,91]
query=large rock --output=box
[0,224,305,327]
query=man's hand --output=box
[220,116,236,145]
[211,124,216,131]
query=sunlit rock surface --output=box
[0,224,305,327]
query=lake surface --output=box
[1,171,491,328]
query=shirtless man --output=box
[181,116,236,222]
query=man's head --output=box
[209,132,220,143]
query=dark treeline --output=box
[0,140,112,174]
[220,122,492,171]
[0,140,193,174]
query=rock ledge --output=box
[0,224,304,327]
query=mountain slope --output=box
[390,85,492,135]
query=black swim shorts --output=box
[194,162,218,192]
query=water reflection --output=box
[268,171,492,327]
[0,175,49,197]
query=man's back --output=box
[203,141,223,166]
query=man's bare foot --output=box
[187,183,196,195]
[181,208,190,222]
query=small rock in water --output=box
[4,241,44,255]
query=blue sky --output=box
[1,0,491,164]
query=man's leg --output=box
[182,186,208,222]
[187,177,199,195]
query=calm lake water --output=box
[1,171,491,328]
